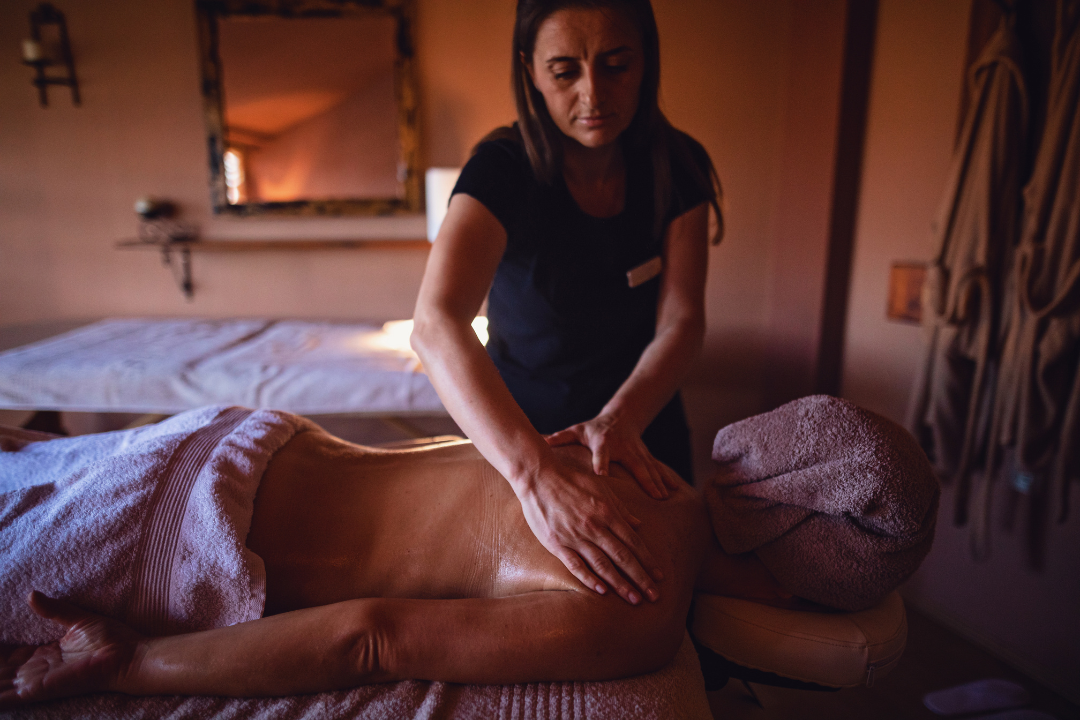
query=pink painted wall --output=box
[842,0,1080,700]
[0,0,795,329]
[760,0,846,408]
[1,0,837,481]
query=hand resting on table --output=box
[0,592,141,709]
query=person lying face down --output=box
[0,396,937,707]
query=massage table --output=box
[0,318,443,416]
[0,339,913,717]
[0,416,908,720]
[0,596,906,719]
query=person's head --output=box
[512,0,660,178]
[507,0,723,243]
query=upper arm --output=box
[414,193,507,325]
[656,202,709,334]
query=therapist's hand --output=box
[546,415,677,501]
[516,457,664,605]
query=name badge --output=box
[627,256,663,288]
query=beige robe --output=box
[981,0,1080,558]
[907,18,1027,526]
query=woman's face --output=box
[527,7,644,150]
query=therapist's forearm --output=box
[599,314,705,436]
[411,311,553,490]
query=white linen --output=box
[0,318,445,415]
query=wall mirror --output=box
[195,0,420,216]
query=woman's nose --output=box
[579,67,603,109]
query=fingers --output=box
[553,548,609,597]
[658,462,683,491]
[616,446,668,500]
[627,456,666,500]
[546,510,661,604]
[544,428,581,447]
[573,494,664,604]
[606,500,664,584]
[27,592,86,628]
[0,645,49,709]
[591,445,610,478]
[577,533,659,605]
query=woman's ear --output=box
[520,51,536,84]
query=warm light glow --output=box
[223,148,247,204]
[379,319,415,353]
[378,317,488,353]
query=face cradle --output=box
[527,7,644,150]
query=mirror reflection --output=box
[197,1,420,216]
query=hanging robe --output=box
[981,0,1080,559]
[907,18,1028,526]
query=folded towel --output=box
[707,395,940,611]
[0,406,312,643]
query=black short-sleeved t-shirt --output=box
[452,129,712,440]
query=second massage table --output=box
[0,317,444,417]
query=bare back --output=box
[247,429,707,615]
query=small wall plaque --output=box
[887,262,927,323]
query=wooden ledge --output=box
[115,238,431,251]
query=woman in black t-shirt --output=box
[412,0,722,607]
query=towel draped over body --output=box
[707,396,940,612]
[0,406,313,644]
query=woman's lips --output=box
[578,113,615,128]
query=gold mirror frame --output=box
[195,0,421,216]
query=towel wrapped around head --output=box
[706,395,939,611]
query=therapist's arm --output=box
[411,193,662,605]
[546,202,709,487]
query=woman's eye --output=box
[605,64,629,74]
[553,68,577,80]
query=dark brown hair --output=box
[507,0,723,243]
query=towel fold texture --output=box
[0,406,312,643]
[707,395,940,611]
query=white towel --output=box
[0,406,312,643]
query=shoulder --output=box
[465,127,530,178]
[455,127,532,200]
[454,127,534,230]
[667,129,712,184]
[662,129,715,221]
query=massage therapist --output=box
[411,0,722,606]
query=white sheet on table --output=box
[0,318,444,415]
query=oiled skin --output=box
[248,429,709,616]
[0,429,753,703]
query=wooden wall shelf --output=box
[115,238,430,300]
[116,238,431,252]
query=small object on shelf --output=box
[23,3,80,108]
[134,197,176,219]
